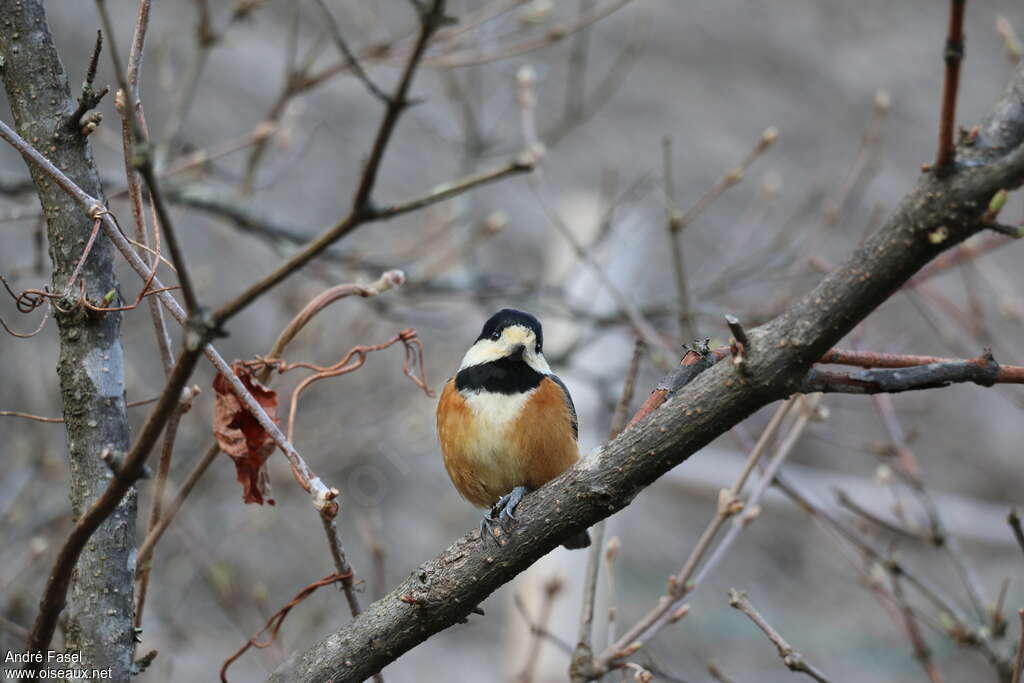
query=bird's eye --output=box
[536,343,542,353]
[490,330,501,341]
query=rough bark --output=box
[270,65,1024,683]
[0,2,135,677]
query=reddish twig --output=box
[260,328,432,445]
[1,212,175,318]
[0,292,49,339]
[220,572,351,682]
[892,574,945,683]
[935,0,966,171]
[262,270,406,381]
[626,344,717,429]
[804,351,1013,394]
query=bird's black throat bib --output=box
[455,358,544,395]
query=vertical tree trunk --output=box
[1,2,136,677]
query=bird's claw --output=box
[479,486,530,545]
[479,513,504,546]
[496,486,528,533]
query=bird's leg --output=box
[479,514,504,546]
[479,486,531,544]
[495,485,529,532]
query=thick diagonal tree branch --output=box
[270,63,1024,683]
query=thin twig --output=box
[997,16,1022,65]
[935,0,966,171]
[993,577,1010,638]
[562,0,594,124]
[0,396,160,424]
[212,3,539,326]
[571,339,644,681]
[114,0,188,628]
[221,572,350,682]
[869,393,989,625]
[135,443,220,572]
[773,472,1012,677]
[892,573,945,683]
[673,127,778,233]
[1009,509,1024,557]
[594,397,801,674]
[516,576,564,683]
[313,0,390,103]
[350,0,447,213]
[135,407,183,624]
[533,185,675,360]
[280,329,431,444]
[427,0,636,68]
[707,661,735,683]
[513,593,576,656]
[259,270,406,382]
[834,488,930,543]
[369,157,533,221]
[1012,609,1024,683]
[604,537,621,650]
[320,515,363,618]
[662,136,694,341]
[728,589,831,683]
[96,0,201,315]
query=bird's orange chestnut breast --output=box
[437,375,578,508]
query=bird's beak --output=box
[507,343,525,361]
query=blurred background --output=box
[2,1,1024,681]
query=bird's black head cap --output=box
[477,308,543,349]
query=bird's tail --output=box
[561,530,591,550]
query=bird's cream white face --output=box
[459,324,551,375]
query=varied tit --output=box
[436,308,590,550]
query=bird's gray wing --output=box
[548,373,578,441]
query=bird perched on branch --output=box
[436,309,590,549]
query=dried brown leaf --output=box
[213,361,279,505]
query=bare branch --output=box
[1013,609,1024,683]
[313,0,390,104]
[935,0,967,171]
[1008,509,1024,557]
[728,589,831,683]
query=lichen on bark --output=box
[0,1,136,677]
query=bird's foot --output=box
[479,486,530,545]
[494,486,529,532]
[479,514,504,546]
